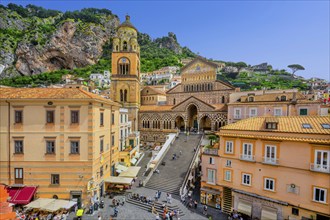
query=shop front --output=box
[200,187,221,209]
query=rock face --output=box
[155,32,182,54]
[15,20,118,76]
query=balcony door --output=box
[242,143,253,160]
[315,150,329,171]
[265,145,277,164]
[15,168,23,184]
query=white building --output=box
[90,71,111,88]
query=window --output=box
[313,187,327,203]
[249,108,257,117]
[46,110,54,123]
[14,140,23,154]
[100,166,104,177]
[51,174,60,185]
[280,95,286,101]
[224,170,232,182]
[266,122,277,129]
[46,141,55,154]
[15,110,23,123]
[225,160,232,167]
[207,169,215,184]
[299,108,308,116]
[71,111,79,124]
[225,141,234,154]
[100,138,104,153]
[264,178,275,191]
[209,157,214,165]
[111,113,115,125]
[248,97,254,102]
[274,108,282,116]
[14,168,23,184]
[264,145,277,164]
[314,150,329,172]
[241,143,253,161]
[292,208,299,216]
[302,123,312,129]
[70,141,79,154]
[118,57,130,75]
[111,135,115,146]
[242,173,251,186]
[100,112,104,126]
[234,108,241,119]
[321,124,330,129]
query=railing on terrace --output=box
[310,163,330,173]
[262,157,279,165]
[203,148,219,156]
[239,154,255,162]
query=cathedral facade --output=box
[111,16,236,146]
[139,57,236,146]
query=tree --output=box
[287,64,305,78]
[208,135,218,146]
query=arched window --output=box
[116,45,119,51]
[124,89,128,102]
[280,95,286,101]
[118,57,130,75]
[248,96,254,102]
[120,89,123,102]
[222,96,225,103]
[173,98,176,105]
[123,41,128,51]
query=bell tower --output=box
[111,15,140,131]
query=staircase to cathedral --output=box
[222,187,232,214]
[145,133,202,196]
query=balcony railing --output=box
[310,163,330,173]
[263,157,279,165]
[239,154,255,162]
[203,148,219,156]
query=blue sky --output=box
[2,0,329,80]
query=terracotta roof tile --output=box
[0,88,117,105]
[221,116,330,134]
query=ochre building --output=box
[0,88,121,206]
[201,116,330,220]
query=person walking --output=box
[203,205,208,216]
[179,150,182,156]
[158,190,161,199]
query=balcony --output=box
[239,154,255,162]
[203,148,219,156]
[310,163,330,173]
[263,157,279,165]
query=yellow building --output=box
[0,88,121,206]
[201,116,330,220]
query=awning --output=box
[7,186,37,205]
[119,166,141,178]
[104,176,133,185]
[237,201,252,216]
[261,209,277,220]
[115,164,128,172]
[25,198,77,212]
[116,169,122,173]
[130,158,137,165]
[42,199,77,212]
[200,187,220,195]
[149,164,156,169]
[25,198,55,209]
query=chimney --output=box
[293,92,297,101]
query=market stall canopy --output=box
[119,166,141,178]
[104,176,133,185]
[115,164,128,172]
[130,158,137,165]
[7,186,37,205]
[25,198,55,209]
[134,152,141,158]
[25,198,76,212]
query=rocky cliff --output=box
[0,5,119,78]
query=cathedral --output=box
[111,16,236,146]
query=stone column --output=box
[252,201,262,220]
[211,121,215,132]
